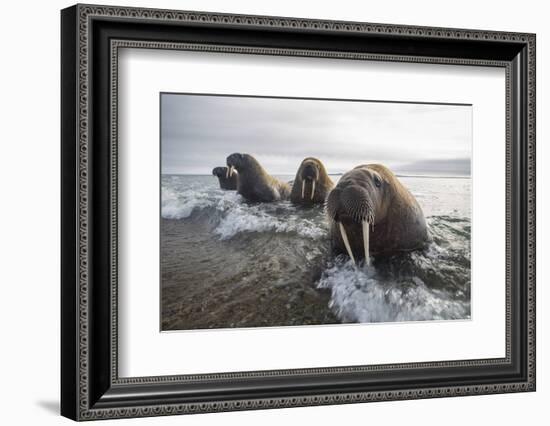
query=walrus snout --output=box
[301,163,318,181]
[326,186,375,225]
[327,185,375,266]
[299,164,319,200]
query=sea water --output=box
[161,174,471,330]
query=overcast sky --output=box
[161,93,471,176]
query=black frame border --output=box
[61,4,536,421]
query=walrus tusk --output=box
[338,222,356,265]
[227,166,234,178]
[226,167,230,179]
[362,220,370,266]
[311,180,316,200]
[301,180,305,199]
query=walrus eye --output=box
[373,175,382,188]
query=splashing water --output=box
[161,175,327,240]
[161,174,471,330]
[317,252,470,323]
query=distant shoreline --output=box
[394,174,470,179]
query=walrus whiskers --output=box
[311,180,316,200]
[301,180,305,199]
[362,220,370,266]
[338,222,356,265]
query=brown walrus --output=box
[326,164,429,265]
[212,166,238,190]
[226,153,291,202]
[290,157,334,205]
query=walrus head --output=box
[290,157,334,205]
[226,153,291,202]
[212,166,228,177]
[226,153,250,178]
[326,165,390,265]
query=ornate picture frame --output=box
[61,4,535,421]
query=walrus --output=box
[326,164,429,265]
[212,166,238,190]
[290,157,334,205]
[226,153,291,202]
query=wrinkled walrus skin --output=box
[326,164,429,263]
[226,153,291,202]
[212,166,238,190]
[290,157,334,206]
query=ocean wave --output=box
[317,256,470,323]
[161,182,326,240]
[161,174,471,328]
[214,206,326,240]
[161,186,217,219]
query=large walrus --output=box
[326,164,429,265]
[290,157,334,205]
[226,153,291,202]
[212,166,238,190]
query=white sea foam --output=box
[161,179,326,239]
[214,203,326,240]
[317,260,469,323]
[161,186,215,219]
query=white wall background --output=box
[0,0,546,424]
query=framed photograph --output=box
[61,4,536,421]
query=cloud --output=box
[161,94,472,176]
